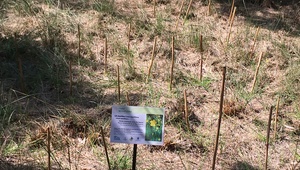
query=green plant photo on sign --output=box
[145,114,163,142]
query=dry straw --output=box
[170,36,175,90]
[147,37,157,82]
[251,52,263,93]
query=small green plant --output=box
[110,153,131,170]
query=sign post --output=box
[110,105,165,169]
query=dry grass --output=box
[0,0,300,169]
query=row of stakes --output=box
[14,0,281,169]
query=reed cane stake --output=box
[101,127,111,170]
[184,89,190,131]
[104,37,108,73]
[175,0,185,31]
[249,27,260,58]
[212,67,226,170]
[199,34,203,81]
[274,97,280,139]
[47,127,51,170]
[183,0,193,24]
[227,6,236,43]
[147,37,157,82]
[170,36,175,90]
[251,52,263,93]
[265,106,273,170]
[228,0,235,25]
[117,65,120,102]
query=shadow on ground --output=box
[231,161,259,170]
[214,0,300,37]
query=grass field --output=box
[0,0,299,169]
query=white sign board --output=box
[110,105,165,145]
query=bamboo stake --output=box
[104,37,108,73]
[228,0,235,25]
[126,92,130,106]
[47,127,51,170]
[207,0,211,16]
[17,57,25,92]
[183,0,193,24]
[127,23,131,52]
[67,141,71,170]
[170,36,175,91]
[153,0,156,17]
[117,65,120,102]
[274,97,280,139]
[251,52,263,93]
[147,37,157,82]
[175,0,185,31]
[101,127,111,170]
[212,67,226,170]
[227,6,236,43]
[78,24,81,64]
[199,34,203,81]
[184,89,190,131]
[265,106,273,170]
[249,27,260,58]
[69,59,72,95]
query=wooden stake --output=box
[184,89,190,131]
[127,23,131,52]
[265,106,273,170]
[183,0,193,24]
[47,127,51,170]
[199,34,203,81]
[126,92,130,106]
[69,59,72,95]
[251,52,263,93]
[227,6,236,43]
[207,0,211,16]
[78,24,81,63]
[67,141,71,170]
[175,0,185,31]
[274,97,280,139]
[104,37,108,73]
[101,127,111,170]
[228,0,235,25]
[117,65,120,102]
[170,36,175,91]
[249,27,260,58]
[212,67,226,170]
[153,0,156,17]
[147,37,157,82]
[17,57,25,92]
